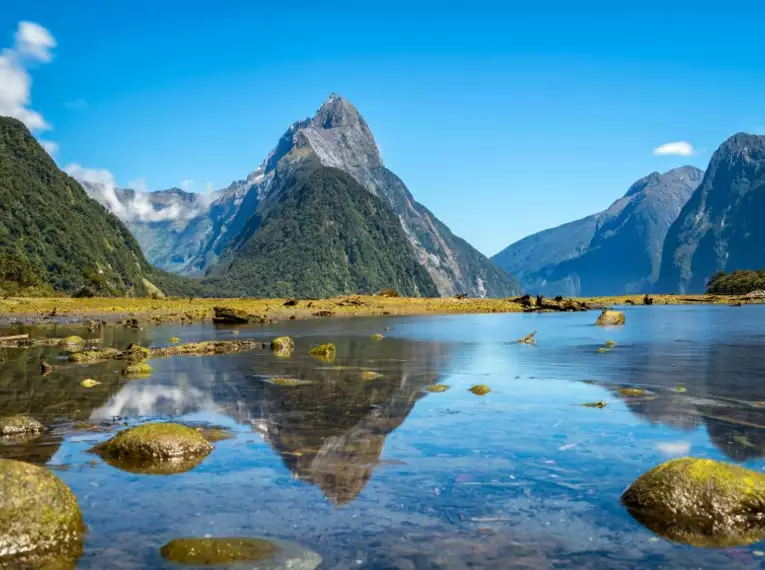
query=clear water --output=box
[3,305,765,568]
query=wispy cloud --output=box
[64,98,88,111]
[0,21,56,132]
[68,165,214,223]
[653,141,696,157]
[204,181,215,193]
[181,179,194,190]
[40,140,58,155]
[127,177,149,193]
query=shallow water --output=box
[3,306,765,568]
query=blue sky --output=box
[2,0,765,255]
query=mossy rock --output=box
[425,384,450,393]
[124,343,150,361]
[197,427,234,443]
[0,415,44,436]
[168,336,181,344]
[160,537,321,569]
[69,347,121,363]
[581,401,607,408]
[360,370,383,381]
[618,387,646,397]
[604,340,617,348]
[58,336,85,347]
[0,459,85,565]
[622,457,765,547]
[122,362,153,378]
[595,309,626,326]
[309,343,336,361]
[91,423,212,475]
[270,336,295,351]
[371,333,384,341]
[264,377,313,387]
[469,384,491,396]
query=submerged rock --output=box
[0,459,85,564]
[360,370,383,381]
[425,384,450,393]
[469,384,491,396]
[618,387,646,397]
[80,379,100,388]
[91,423,212,475]
[270,336,294,357]
[168,336,181,344]
[69,347,121,363]
[371,333,384,341]
[0,415,44,436]
[581,401,607,408]
[57,336,85,348]
[159,537,321,569]
[595,309,626,326]
[515,331,537,344]
[622,457,765,547]
[122,362,153,378]
[309,343,336,361]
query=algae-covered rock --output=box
[0,459,85,564]
[168,336,181,344]
[159,537,321,569]
[604,340,617,348]
[124,343,150,361]
[595,309,626,326]
[425,384,450,393]
[309,343,336,361]
[0,415,44,436]
[371,333,384,341]
[80,379,100,388]
[69,347,121,363]
[621,457,765,547]
[93,422,212,462]
[197,427,234,443]
[58,336,85,348]
[270,336,294,357]
[581,401,607,408]
[469,384,491,396]
[618,387,646,397]
[122,362,153,378]
[213,306,265,324]
[360,370,383,381]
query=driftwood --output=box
[515,331,537,344]
[0,334,29,343]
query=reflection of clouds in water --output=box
[90,384,220,420]
[655,440,691,456]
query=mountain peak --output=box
[312,93,362,129]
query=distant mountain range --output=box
[82,94,519,298]
[493,166,704,296]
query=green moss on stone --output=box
[92,422,212,466]
[160,537,279,564]
[622,457,765,547]
[0,459,85,564]
[68,348,121,363]
[58,336,85,347]
[425,384,450,393]
[469,384,491,396]
[309,343,336,361]
[122,362,153,377]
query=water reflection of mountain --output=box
[91,336,451,503]
[594,340,765,461]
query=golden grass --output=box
[0,293,756,325]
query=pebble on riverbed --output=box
[160,537,321,569]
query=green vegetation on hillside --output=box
[206,165,439,298]
[0,117,214,298]
[706,270,765,295]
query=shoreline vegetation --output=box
[1,293,763,327]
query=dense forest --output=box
[706,270,765,295]
[206,165,439,298]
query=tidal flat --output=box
[3,305,765,568]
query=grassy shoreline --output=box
[0,293,758,326]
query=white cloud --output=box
[127,177,149,193]
[653,141,695,157]
[14,22,56,62]
[655,441,691,456]
[40,140,58,155]
[0,21,55,132]
[67,164,215,224]
[64,98,88,111]
[181,179,194,190]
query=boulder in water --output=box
[595,309,625,326]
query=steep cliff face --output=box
[656,134,765,293]
[493,166,703,296]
